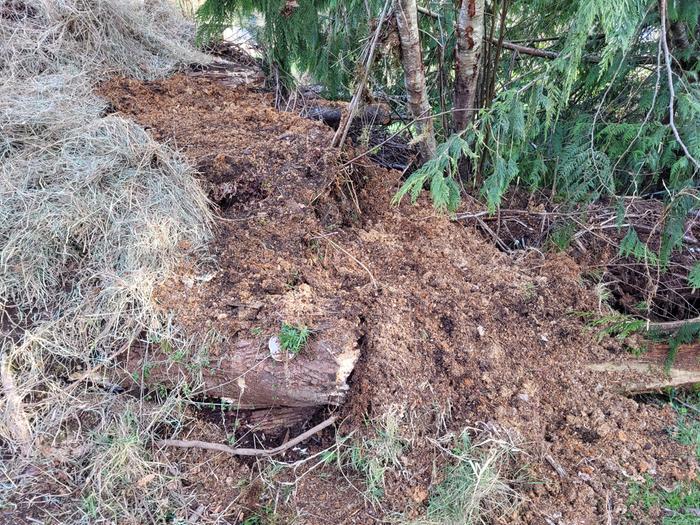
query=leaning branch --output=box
[156,415,338,457]
[495,39,560,59]
[332,0,391,148]
[490,38,654,65]
[416,6,438,18]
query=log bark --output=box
[124,331,360,410]
[245,407,317,431]
[453,0,485,132]
[589,342,700,394]
[395,0,436,161]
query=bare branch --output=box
[416,5,438,18]
[646,316,700,333]
[491,38,655,65]
[156,415,338,457]
[332,0,391,148]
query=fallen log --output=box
[641,341,700,370]
[306,103,393,130]
[124,331,360,415]
[589,342,700,394]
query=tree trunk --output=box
[395,0,436,161]
[453,0,485,132]
[123,332,360,411]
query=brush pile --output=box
[0,0,214,521]
[457,197,700,322]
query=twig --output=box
[673,398,700,416]
[156,415,338,457]
[189,504,206,524]
[659,0,700,171]
[475,216,511,253]
[324,237,379,289]
[544,453,568,478]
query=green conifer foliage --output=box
[198,0,699,261]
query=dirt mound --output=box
[101,74,695,524]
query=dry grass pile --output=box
[0,0,210,79]
[0,0,215,521]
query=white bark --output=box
[453,0,485,131]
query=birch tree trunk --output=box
[453,0,485,132]
[395,0,436,161]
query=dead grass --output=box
[415,424,525,525]
[344,406,412,504]
[0,0,216,521]
[0,0,210,79]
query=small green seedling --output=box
[279,322,310,355]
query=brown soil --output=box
[100,74,697,525]
[465,191,700,322]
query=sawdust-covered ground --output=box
[100,73,696,524]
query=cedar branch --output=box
[659,0,700,170]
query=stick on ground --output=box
[156,415,338,457]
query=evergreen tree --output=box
[197,0,699,251]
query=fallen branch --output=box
[156,415,338,457]
[544,453,568,478]
[647,316,700,333]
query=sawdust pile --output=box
[100,73,697,524]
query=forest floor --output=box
[97,66,698,524]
